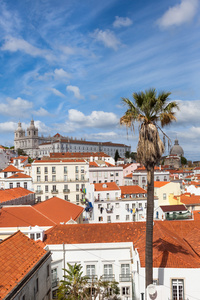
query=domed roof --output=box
[17,121,23,132]
[170,139,184,157]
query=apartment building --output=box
[32,159,89,204]
[89,161,123,185]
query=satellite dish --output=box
[147,284,157,300]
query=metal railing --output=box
[51,190,58,194]
[119,274,132,282]
[102,274,115,281]
[63,189,70,193]
[52,277,59,288]
[36,190,43,194]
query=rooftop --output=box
[0,187,34,204]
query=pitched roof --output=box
[0,165,22,173]
[89,162,99,167]
[0,187,34,204]
[160,205,187,212]
[0,231,48,299]
[120,185,146,195]
[124,173,132,178]
[34,159,86,163]
[50,152,110,158]
[0,197,83,227]
[44,221,200,268]
[154,181,170,188]
[180,194,200,205]
[7,172,32,179]
[94,182,120,191]
[34,197,84,223]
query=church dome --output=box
[170,139,184,157]
[17,121,23,132]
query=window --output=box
[116,215,120,220]
[45,175,48,182]
[47,264,50,278]
[65,195,68,201]
[64,166,67,174]
[126,215,130,221]
[37,176,41,182]
[36,278,39,292]
[125,204,129,210]
[86,265,95,279]
[76,194,79,202]
[76,184,79,191]
[24,182,27,189]
[44,167,48,174]
[132,203,135,209]
[116,203,119,208]
[76,174,79,181]
[37,185,41,192]
[75,166,79,173]
[52,166,56,174]
[139,203,142,208]
[107,216,111,223]
[30,233,34,240]
[122,287,130,295]
[104,264,113,277]
[116,172,119,176]
[163,193,167,200]
[37,167,41,174]
[121,264,130,281]
[45,185,48,192]
[52,185,57,191]
[45,196,49,200]
[81,174,85,180]
[52,175,56,182]
[36,233,41,239]
[17,182,20,187]
[172,279,184,300]
[81,166,84,173]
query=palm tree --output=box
[120,88,179,288]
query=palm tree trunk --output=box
[145,167,154,288]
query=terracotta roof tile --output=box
[180,194,200,205]
[0,231,48,299]
[89,162,99,167]
[34,159,86,163]
[94,182,120,191]
[154,181,170,188]
[44,221,200,268]
[120,185,146,194]
[7,172,32,179]
[124,173,132,178]
[160,205,187,212]
[0,187,34,203]
[0,165,22,173]
[49,152,110,158]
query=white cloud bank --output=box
[158,0,198,28]
[113,16,132,28]
[92,29,121,50]
[66,85,84,99]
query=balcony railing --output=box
[119,274,132,282]
[102,274,115,281]
[51,190,58,194]
[36,190,43,194]
[52,277,59,288]
[87,275,98,282]
[63,189,70,193]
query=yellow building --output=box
[154,181,181,206]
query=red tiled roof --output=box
[0,197,83,227]
[94,182,120,191]
[0,187,34,204]
[34,197,84,223]
[160,205,187,212]
[7,172,32,179]
[154,181,170,188]
[0,165,22,173]
[124,173,132,178]
[34,159,86,163]
[44,221,200,268]
[180,194,200,205]
[0,231,48,299]
[120,185,146,194]
[105,162,115,167]
[89,162,99,167]
[50,152,110,158]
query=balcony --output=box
[87,275,98,282]
[52,277,59,288]
[63,189,70,193]
[51,190,58,194]
[36,190,43,194]
[102,274,115,281]
[119,274,132,282]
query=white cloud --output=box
[54,68,72,79]
[92,29,121,50]
[48,87,65,98]
[90,94,98,100]
[0,97,33,117]
[34,120,52,134]
[175,100,200,125]
[68,109,118,128]
[66,85,84,99]
[34,108,50,117]
[157,0,198,28]
[0,121,17,133]
[1,37,55,61]
[113,16,132,28]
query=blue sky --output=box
[0,0,200,160]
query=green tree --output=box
[114,149,120,162]
[58,263,88,300]
[120,88,178,287]
[181,156,187,166]
[57,263,120,300]
[17,148,27,156]
[125,151,130,158]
